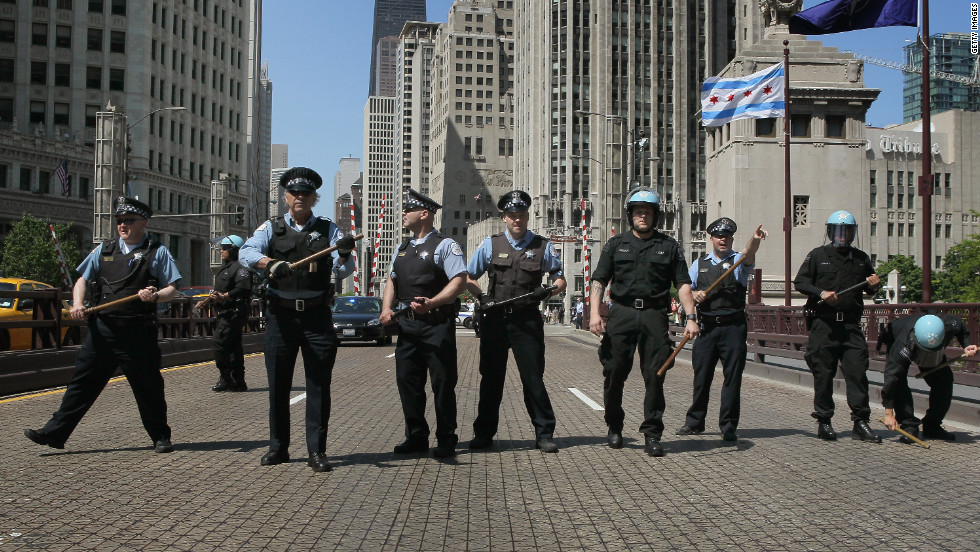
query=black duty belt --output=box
[699,311,745,326]
[613,298,667,310]
[267,294,327,312]
[809,310,862,324]
[401,306,454,324]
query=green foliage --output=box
[935,232,980,303]
[0,214,83,288]
[874,255,922,303]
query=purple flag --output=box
[789,0,917,35]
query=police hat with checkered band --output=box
[497,190,532,213]
[279,167,323,193]
[706,217,737,237]
[405,189,441,212]
[114,196,152,219]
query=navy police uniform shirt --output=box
[591,230,690,307]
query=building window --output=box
[55,25,71,48]
[756,118,776,137]
[54,63,70,86]
[109,30,125,53]
[887,223,894,237]
[29,100,46,124]
[869,169,876,207]
[53,102,69,125]
[0,20,14,43]
[87,28,102,51]
[86,66,101,88]
[88,0,103,12]
[108,68,124,90]
[945,224,951,238]
[935,255,942,269]
[0,58,12,83]
[57,0,72,9]
[909,223,914,237]
[85,104,98,127]
[898,224,904,237]
[870,222,877,237]
[792,196,808,227]
[826,115,845,138]
[0,97,12,122]
[110,0,125,15]
[790,114,810,137]
[0,164,7,188]
[78,176,89,198]
[30,61,47,85]
[20,167,32,191]
[32,23,48,46]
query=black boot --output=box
[211,375,231,392]
[228,372,247,392]
[852,420,882,443]
[817,420,837,441]
[922,425,956,441]
[644,435,664,457]
[898,426,920,445]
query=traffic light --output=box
[235,205,244,225]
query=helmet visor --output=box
[827,225,855,247]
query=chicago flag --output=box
[701,63,785,127]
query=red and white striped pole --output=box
[367,194,386,296]
[581,198,589,305]
[49,224,73,290]
[349,202,360,295]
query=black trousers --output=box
[685,319,747,434]
[395,317,458,444]
[887,359,954,431]
[213,312,245,380]
[804,318,871,422]
[264,306,337,455]
[599,304,672,438]
[473,308,556,440]
[42,317,170,446]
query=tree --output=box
[0,214,83,288]
[873,255,922,303]
[935,233,980,303]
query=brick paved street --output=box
[2,327,978,551]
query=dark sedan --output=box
[331,296,396,346]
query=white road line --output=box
[568,388,604,410]
[289,393,307,405]
[386,353,396,358]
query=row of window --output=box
[869,170,954,208]
[153,0,244,39]
[0,1,127,14]
[0,163,91,199]
[149,75,241,130]
[0,59,123,90]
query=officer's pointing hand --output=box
[266,260,292,280]
[754,225,768,241]
[335,235,355,256]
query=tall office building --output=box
[903,33,980,122]
[361,96,395,296]
[0,0,266,285]
[429,1,515,252]
[514,1,744,309]
[370,0,426,97]
[253,60,273,227]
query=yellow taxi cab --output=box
[0,278,71,351]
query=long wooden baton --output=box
[879,418,930,449]
[915,355,966,379]
[83,293,142,315]
[288,233,365,270]
[656,253,750,377]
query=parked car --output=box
[180,286,214,306]
[331,296,396,345]
[0,278,71,351]
[456,302,476,328]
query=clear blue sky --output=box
[262,1,968,217]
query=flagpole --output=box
[919,0,933,302]
[783,40,792,306]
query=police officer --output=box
[794,210,881,443]
[239,167,355,473]
[25,197,181,453]
[676,218,766,442]
[210,235,252,392]
[881,314,977,443]
[464,190,566,453]
[590,187,699,457]
[379,190,467,458]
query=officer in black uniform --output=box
[380,190,467,458]
[794,210,881,443]
[590,186,699,457]
[676,218,766,442]
[239,167,356,473]
[464,190,566,453]
[880,313,977,443]
[209,235,252,392]
[25,197,181,453]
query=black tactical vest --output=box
[392,234,450,303]
[214,260,252,313]
[488,233,547,302]
[695,255,746,316]
[93,237,161,316]
[267,216,334,293]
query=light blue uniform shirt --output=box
[688,251,753,289]
[467,229,564,280]
[76,235,181,286]
[388,230,467,307]
[239,212,355,298]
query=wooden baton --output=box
[879,419,930,449]
[288,233,364,269]
[83,293,143,315]
[656,252,750,377]
[915,355,966,379]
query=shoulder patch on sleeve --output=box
[256,221,269,232]
[547,242,557,257]
[237,268,251,278]
[449,241,464,257]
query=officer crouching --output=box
[210,235,252,392]
[239,167,355,473]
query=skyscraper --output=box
[903,33,980,122]
[370,0,426,97]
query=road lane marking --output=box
[289,393,307,405]
[568,387,604,410]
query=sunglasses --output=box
[220,244,234,251]
[288,189,313,197]
[116,217,142,225]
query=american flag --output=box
[55,159,70,197]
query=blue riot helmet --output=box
[625,186,661,229]
[908,315,946,367]
[220,235,244,260]
[826,210,857,248]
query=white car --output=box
[456,303,476,328]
